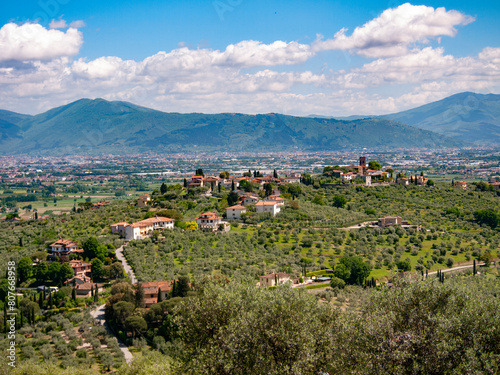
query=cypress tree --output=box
[157,289,163,303]
[72,287,76,301]
[91,284,94,297]
[94,285,99,303]
[473,259,476,275]
[49,292,53,309]
[172,280,176,298]
[38,293,43,309]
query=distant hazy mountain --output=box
[0,98,462,155]
[380,92,500,143]
[0,110,31,142]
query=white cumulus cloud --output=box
[313,3,474,57]
[0,23,83,62]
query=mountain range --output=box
[0,92,498,155]
[380,92,500,144]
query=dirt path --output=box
[428,262,484,275]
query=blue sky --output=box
[0,0,499,115]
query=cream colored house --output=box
[255,201,280,216]
[116,216,174,241]
[226,204,247,219]
[259,272,291,287]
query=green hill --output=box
[381,92,500,143]
[0,109,31,142]
[0,98,461,155]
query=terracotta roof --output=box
[130,216,174,228]
[64,274,91,284]
[111,222,129,226]
[196,215,222,221]
[226,205,246,210]
[144,298,159,306]
[255,201,277,206]
[75,282,100,291]
[49,238,78,247]
[69,260,91,267]
[140,280,174,290]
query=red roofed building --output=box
[264,195,285,206]
[195,212,230,232]
[49,238,84,257]
[69,260,92,276]
[137,280,175,307]
[124,216,174,241]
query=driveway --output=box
[90,303,133,364]
[115,245,136,284]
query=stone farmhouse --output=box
[259,272,292,287]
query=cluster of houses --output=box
[489,179,500,189]
[47,238,102,297]
[188,173,301,190]
[112,172,294,241]
[396,175,429,186]
[324,157,386,186]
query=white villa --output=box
[225,204,247,219]
[111,216,174,241]
[255,201,281,216]
[195,212,230,232]
[264,195,285,206]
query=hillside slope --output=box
[381,92,500,143]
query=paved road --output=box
[116,245,136,284]
[90,304,133,364]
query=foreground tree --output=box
[174,282,338,375]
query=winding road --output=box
[90,304,133,364]
[115,245,136,284]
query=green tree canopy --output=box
[18,257,34,283]
[368,160,381,170]
[83,237,107,261]
[338,256,371,285]
[473,209,499,228]
[332,195,347,208]
[174,282,338,374]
